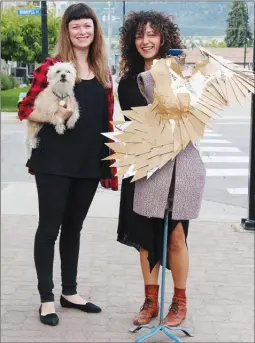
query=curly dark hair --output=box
[119,10,183,78]
[120,11,183,78]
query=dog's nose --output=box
[61,74,66,79]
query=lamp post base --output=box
[241,218,255,231]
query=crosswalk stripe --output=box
[200,139,230,144]
[227,188,248,195]
[207,169,248,176]
[219,116,250,120]
[215,122,249,125]
[200,146,241,152]
[204,133,222,137]
[202,156,249,163]
[192,127,249,197]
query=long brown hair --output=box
[119,10,183,79]
[54,3,109,88]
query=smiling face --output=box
[68,18,94,50]
[135,22,161,62]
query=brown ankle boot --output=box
[133,285,159,325]
[163,297,187,327]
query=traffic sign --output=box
[17,8,41,16]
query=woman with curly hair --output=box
[117,10,205,327]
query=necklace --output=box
[53,91,68,107]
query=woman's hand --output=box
[55,96,75,121]
[27,96,75,123]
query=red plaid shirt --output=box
[18,57,118,191]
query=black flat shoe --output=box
[60,295,101,313]
[39,305,59,326]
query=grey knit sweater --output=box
[132,71,206,220]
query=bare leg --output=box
[41,302,55,315]
[163,222,188,326]
[140,247,160,284]
[168,223,189,288]
[62,294,87,304]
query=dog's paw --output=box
[31,137,40,149]
[55,124,66,135]
[66,114,79,129]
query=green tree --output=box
[209,39,227,48]
[1,8,23,63]
[1,6,60,64]
[225,0,253,47]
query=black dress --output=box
[117,76,189,271]
[27,77,110,179]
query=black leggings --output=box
[34,173,99,302]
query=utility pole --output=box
[107,1,112,68]
[241,6,255,230]
[41,1,48,61]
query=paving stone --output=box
[1,215,254,342]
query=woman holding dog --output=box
[117,11,205,327]
[18,3,117,326]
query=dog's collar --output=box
[52,91,68,100]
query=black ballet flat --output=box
[39,305,59,326]
[60,295,101,313]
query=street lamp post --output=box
[41,1,48,61]
[107,1,112,68]
[241,12,255,231]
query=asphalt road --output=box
[1,98,252,209]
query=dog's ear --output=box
[67,62,77,75]
[47,65,55,82]
[67,61,75,69]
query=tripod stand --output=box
[129,209,194,343]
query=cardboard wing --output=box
[102,48,254,182]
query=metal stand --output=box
[129,210,194,343]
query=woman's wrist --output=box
[28,110,49,123]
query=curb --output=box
[1,113,19,122]
[231,222,255,233]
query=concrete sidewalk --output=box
[1,211,254,342]
[1,98,254,342]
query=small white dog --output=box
[26,61,80,157]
